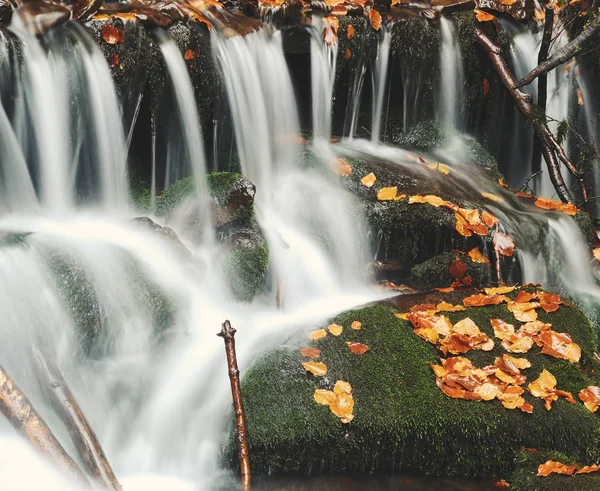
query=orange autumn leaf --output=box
[347,341,369,354]
[593,247,600,261]
[394,312,409,320]
[435,286,455,292]
[491,318,515,340]
[449,258,467,279]
[485,286,516,295]
[455,212,473,237]
[345,48,351,59]
[184,49,195,61]
[482,210,499,227]
[360,173,376,188]
[300,347,321,358]
[303,360,327,376]
[463,294,508,307]
[346,24,355,40]
[331,4,348,16]
[579,386,600,413]
[500,0,516,4]
[483,78,490,96]
[102,24,124,45]
[534,197,577,216]
[426,163,451,175]
[475,9,495,21]
[481,192,504,203]
[328,323,343,336]
[507,301,539,322]
[576,464,600,474]
[309,329,327,340]
[314,388,337,405]
[351,321,362,330]
[436,301,466,312]
[537,291,560,313]
[468,247,491,265]
[369,8,382,30]
[330,157,352,176]
[493,232,515,257]
[514,290,535,303]
[537,460,578,476]
[377,186,398,200]
[109,53,119,68]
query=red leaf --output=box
[347,341,369,355]
[102,24,124,45]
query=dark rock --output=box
[0,0,13,25]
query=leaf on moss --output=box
[377,186,398,201]
[347,341,369,354]
[309,329,327,340]
[369,7,381,30]
[351,320,362,330]
[468,247,491,265]
[576,464,600,474]
[484,286,515,295]
[449,258,467,279]
[507,301,539,322]
[579,386,600,413]
[300,347,321,358]
[303,361,327,376]
[436,301,466,312]
[314,389,336,405]
[328,323,343,336]
[537,460,578,477]
[101,25,124,44]
[360,173,376,188]
[463,294,509,307]
[346,24,355,40]
[475,9,495,21]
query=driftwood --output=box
[218,320,251,490]
[31,347,122,491]
[531,6,554,175]
[0,364,90,487]
[514,12,600,89]
[475,27,589,207]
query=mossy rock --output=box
[230,296,600,478]
[411,251,494,291]
[509,449,600,491]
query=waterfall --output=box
[371,28,392,143]
[438,17,464,131]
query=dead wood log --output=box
[218,320,251,490]
[515,12,600,89]
[475,27,589,206]
[31,347,122,491]
[0,364,90,487]
[531,6,554,174]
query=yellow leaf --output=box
[360,173,376,188]
[369,8,382,30]
[481,191,504,202]
[474,383,499,401]
[500,0,516,5]
[485,286,516,295]
[436,302,466,312]
[303,361,327,376]
[475,9,495,21]
[593,247,600,262]
[426,163,451,175]
[468,247,491,265]
[314,389,336,405]
[334,380,352,395]
[328,323,343,336]
[395,313,409,320]
[309,329,327,340]
[377,186,398,201]
[351,321,362,330]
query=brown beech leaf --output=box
[303,360,327,376]
[576,464,600,474]
[493,233,515,256]
[449,258,467,279]
[314,388,336,405]
[491,318,515,340]
[369,8,382,30]
[485,286,515,295]
[468,247,490,265]
[507,301,540,322]
[377,186,398,200]
[537,460,578,477]
[360,173,376,188]
[184,49,195,61]
[346,24,355,40]
[347,341,369,354]
[534,197,577,216]
[330,157,352,176]
[436,302,466,312]
[537,291,561,313]
[331,4,348,16]
[351,321,362,330]
[474,9,495,21]
[514,291,536,303]
[109,54,119,68]
[309,329,327,340]
[463,294,508,307]
[482,210,499,227]
[300,347,321,358]
[579,386,600,413]
[102,25,124,45]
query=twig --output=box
[514,12,600,89]
[31,347,122,491]
[0,364,90,487]
[218,320,251,490]
[519,171,543,192]
[531,6,554,174]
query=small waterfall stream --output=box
[371,28,391,142]
[438,17,464,131]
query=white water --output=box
[438,17,464,131]
[371,28,391,143]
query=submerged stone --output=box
[229,296,600,479]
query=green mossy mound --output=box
[411,251,494,291]
[509,449,600,491]
[231,295,600,478]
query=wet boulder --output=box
[0,0,12,25]
[228,293,600,478]
[131,216,191,257]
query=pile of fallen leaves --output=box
[538,459,600,477]
[395,286,596,413]
[300,320,368,424]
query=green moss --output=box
[232,300,600,477]
[208,172,243,206]
[411,252,494,291]
[573,211,596,250]
[510,449,600,490]
[394,120,443,149]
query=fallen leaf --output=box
[493,233,515,257]
[464,294,508,307]
[481,192,504,203]
[435,287,455,292]
[537,460,577,476]
[483,78,490,96]
[579,386,600,413]
[369,8,382,30]
[474,9,495,21]
[351,321,362,330]
[468,247,491,265]
[347,341,369,354]
[309,329,327,340]
[426,163,451,175]
[328,323,343,336]
[500,0,516,4]
[334,380,352,395]
[491,318,515,340]
[102,25,124,45]
[485,286,515,295]
[331,4,348,16]
[394,312,409,320]
[534,197,577,216]
[300,347,321,358]
[593,247,600,261]
[303,361,327,376]
[482,210,499,227]
[330,157,352,176]
[537,291,561,313]
[184,49,195,61]
[314,388,337,405]
[346,24,355,40]
[436,302,466,312]
[507,301,539,322]
[109,53,119,67]
[514,291,536,303]
[345,48,351,59]
[449,259,467,279]
[360,173,376,188]
[377,186,398,201]
[576,464,600,474]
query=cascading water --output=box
[438,17,464,132]
[371,28,391,142]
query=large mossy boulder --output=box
[230,291,600,478]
